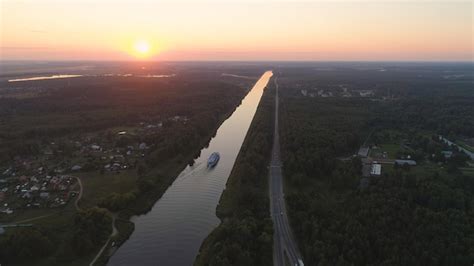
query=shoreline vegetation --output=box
[195,78,275,266]
[94,103,244,265]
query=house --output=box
[50,176,59,184]
[358,147,369,157]
[1,208,13,214]
[91,145,101,151]
[2,168,12,176]
[43,148,54,156]
[71,165,82,171]
[111,163,121,171]
[139,143,148,150]
[370,163,382,176]
[441,151,453,159]
[395,159,417,166]
[359,90,374,97]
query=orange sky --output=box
[1,0,472,61]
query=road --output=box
[269,77,304,266]
[72,176,83,211]
[89,213,118,266]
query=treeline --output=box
[195,82,275,266]
[0,207,111,264]
[372,96,474,138]
[0,77,245,161]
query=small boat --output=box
[207,152,220,168]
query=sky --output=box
[0,0,473,61]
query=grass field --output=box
[76,170,138,208]
[377,143,404,159]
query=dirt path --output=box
[68,175,118,266]
[89,213,118,266]
[72,176,83,211]
[9,213,56,224]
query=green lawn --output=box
[378,143,404,159]
[76,170,138,208]
[382,161,444,178]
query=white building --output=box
[370,163,382,176]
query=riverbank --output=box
[107,71,273,265]
[92,98,247,265]
[194,78,275,266]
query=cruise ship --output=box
[207,152,220,168]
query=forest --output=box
[278,65,474,265]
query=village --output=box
[355,129,474,189]
[0,115,189,218]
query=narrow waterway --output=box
[109,71,273,266]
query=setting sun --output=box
[133,40,151,58]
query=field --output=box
[76,170,138,208]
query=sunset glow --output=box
[0,1,472,61]
[133,40,151,58]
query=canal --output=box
[108,71,273,266]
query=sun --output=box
[133,40,151,58]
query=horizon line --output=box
[1,59,473,63]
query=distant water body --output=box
[7,73,176,82]
[109,71,273,266]
[8,74,83,82]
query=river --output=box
[108,71,273,266]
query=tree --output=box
[0,228,53,262]
[72,207,112,254]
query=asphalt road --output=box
[269,77,304,266]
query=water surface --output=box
[8,74,83,82]
[109,71,273,266]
